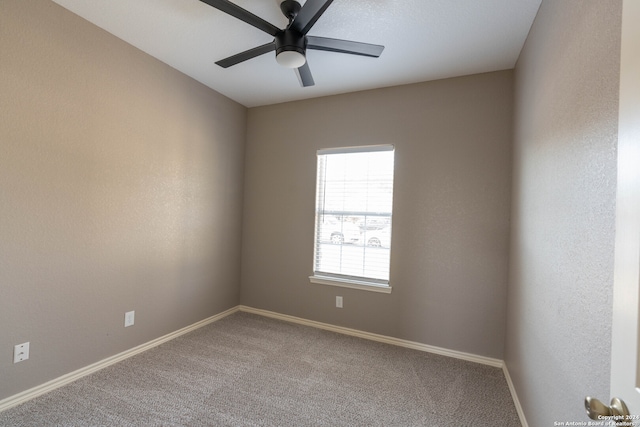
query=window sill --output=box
[309,276,392,294]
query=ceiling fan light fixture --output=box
[276,49,306,68]
[275,30,307,68]
[202,0,385,87]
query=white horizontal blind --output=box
[313,145,395,284]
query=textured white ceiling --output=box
[50,0,541,107]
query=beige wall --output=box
[0,0,246,400]
[506,1,622,425]
[241,71,513,359]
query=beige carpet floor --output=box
[0,312,521,426]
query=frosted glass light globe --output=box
[276,50,306,68]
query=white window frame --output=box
[309,145,394,294]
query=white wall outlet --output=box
[124,311,135,327]
[336,296,343,308]
[13,342,30,363]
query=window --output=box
[310,145,395,293]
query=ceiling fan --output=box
[199,0,385,87]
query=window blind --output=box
[313,145,395,285]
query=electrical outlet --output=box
[124,311,135,327]
[336,296,343,308]
[14,342,30,363]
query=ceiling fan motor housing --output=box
[276,0,305,61]
[275,30,306,57]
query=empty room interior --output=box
[1,0,636,426]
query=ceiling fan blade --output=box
[306,36,385,57]
[290,0,334,35]
[215,42,275,68]
[200,0,280,36]
[295,62,315,87]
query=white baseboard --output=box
[2,304,527,427]
[0,306,239,413]
[502,363,529,427]
[238,305,504,368]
